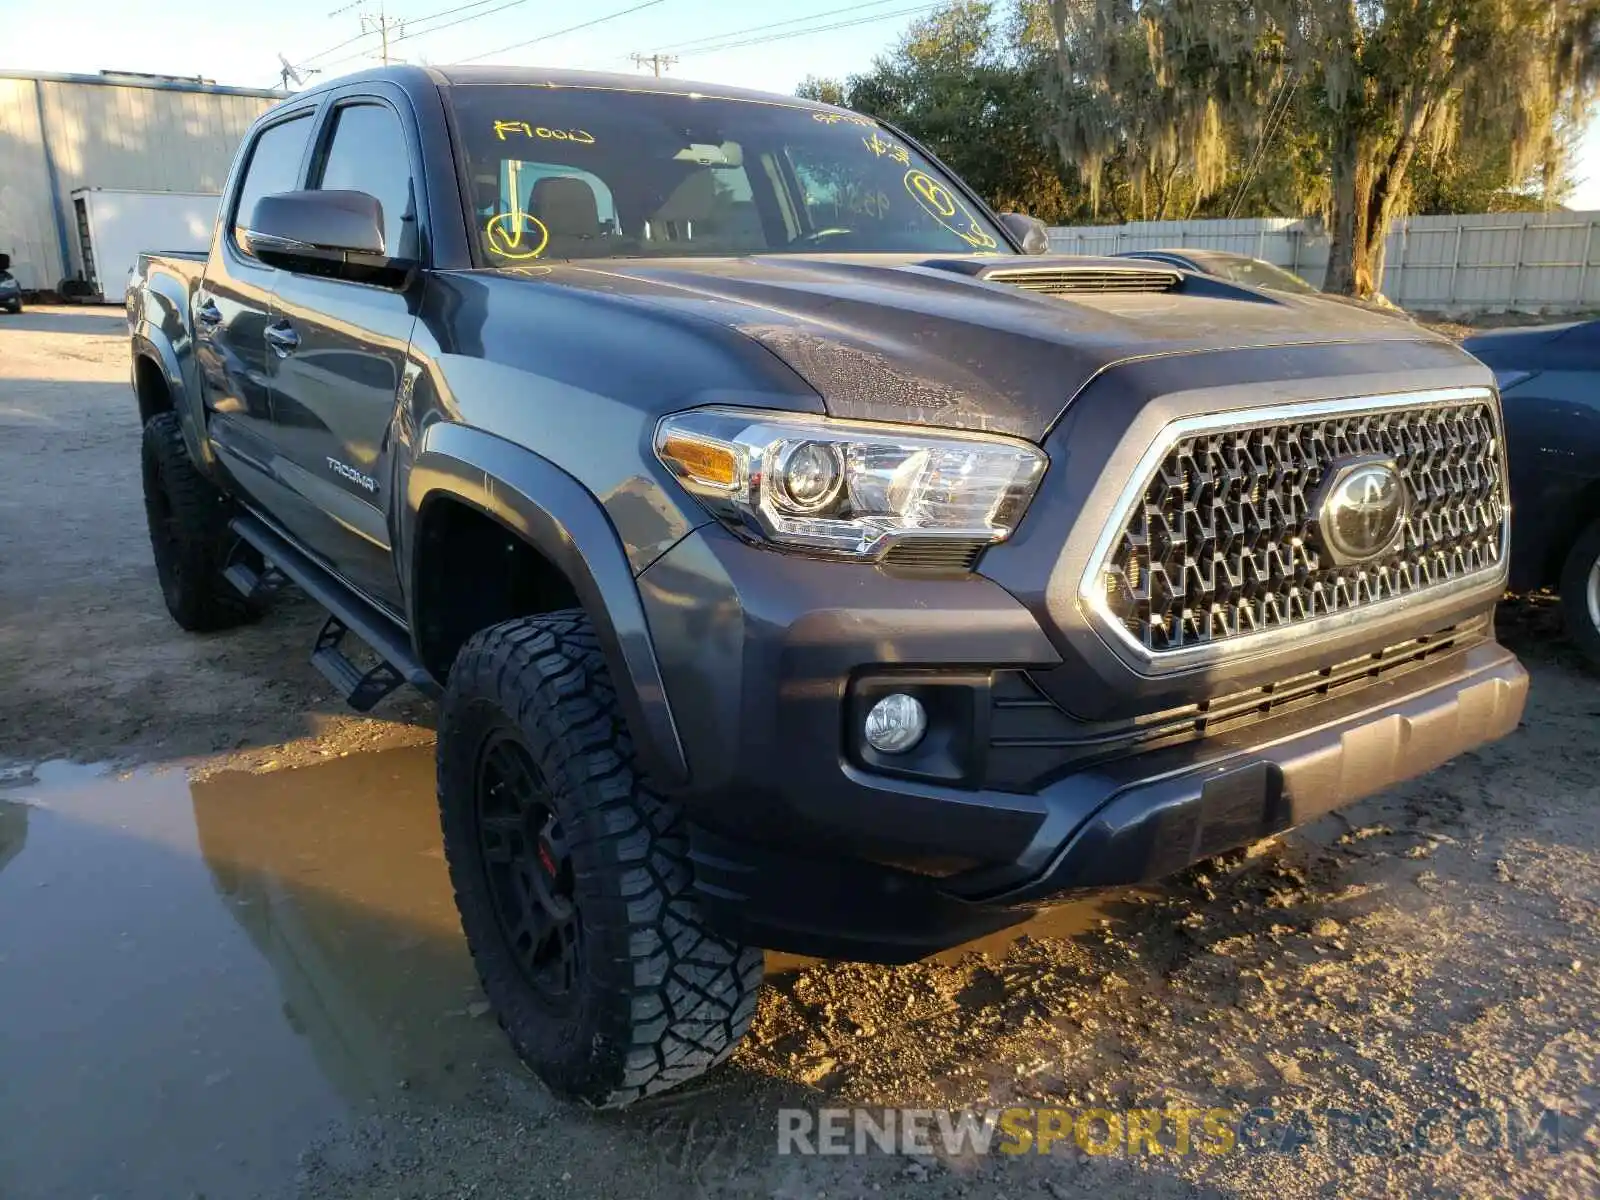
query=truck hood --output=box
[524,254,1457,440]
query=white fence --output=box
[1045,212,1600,314]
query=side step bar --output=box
[228,514,441,709]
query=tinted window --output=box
[496,160,619,230]
[315,103,415,258]
[233,115,313,251]
[1198,253,1318,295]
[448,86,1012,262]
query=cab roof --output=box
[304,63,853,118]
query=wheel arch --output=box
[1535,477,1600,588]
[131,328,211,468]
[132,351,172,424]
[405,422,689,788]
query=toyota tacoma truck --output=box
[127,64,1528,1107]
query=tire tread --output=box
[437,610,762,1107]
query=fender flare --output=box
[405,421,689,788]
[131,325,211,469]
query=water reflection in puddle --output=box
[0,747,514,1199]
[0,746,1139,1198]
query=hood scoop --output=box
[980,264,1182,295]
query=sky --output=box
[0,0,912,95]
[4,0,1600,210]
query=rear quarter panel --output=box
[128,251,213,468]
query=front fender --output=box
[406,421,689,787]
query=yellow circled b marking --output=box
[903,169,997,250]
[906,169,957,217]
[485,210,550,261]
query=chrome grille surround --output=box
[1078,387,1509,671]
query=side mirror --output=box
[243,190,410,283]
[999,213,1050,256]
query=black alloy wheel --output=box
[475,733,581,1007]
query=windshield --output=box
[446,84,1013,263]
[1194,253,1318,295]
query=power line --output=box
[454,0,668,64]
[295,27,378,68]
[649,0,913,56]
[1228,70,1298,218]
[284,0,518,79]
[402,0,508,31]
[672,2,942,58]
[393,0,536,47]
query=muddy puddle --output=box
[0,747,515,1198]
[0,746,1135,1198]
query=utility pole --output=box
[630,52,677,78]
[359,3,404,65]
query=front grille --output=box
[985,620,1482,791]
[1093,393,1507,657]
[984,267,1180,295]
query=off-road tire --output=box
[437,611,763,1107]
[1559,516,1600,673]
[140,412,257,631]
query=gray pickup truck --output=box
[127,64,1527,1107]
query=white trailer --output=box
[70,188,219,303]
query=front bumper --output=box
[638,525,1527,962]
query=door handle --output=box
[264,322,300,357]
[196,298,223,326]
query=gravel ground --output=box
[1,306,1597,1198]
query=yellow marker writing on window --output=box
[485,210,550,260]
[493,120,596,145]
[903,169,997,250]
[861,131,910,166]
[812,112,875,128]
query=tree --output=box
[1044,0,1239,220]
[798,2,1086,222]
[795,75,846,106]
[1047,0,1600,296]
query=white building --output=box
[0,70,284,292]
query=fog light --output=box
[863,693,926,754]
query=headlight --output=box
[655,407,1047,559]
[1492,369,1534,392]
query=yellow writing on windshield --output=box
[493,120,597,145]
[903,169,998,250]
[843,188,891,219]
[485,209,550,260]
[861,131,910,166]
[812,111,875,128]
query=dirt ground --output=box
[1,306,1598,1199]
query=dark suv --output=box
[127,65,1527,1107]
